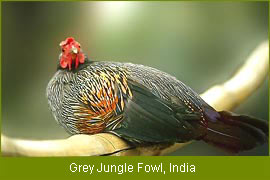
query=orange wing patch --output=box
[73,68,132,134]
[74,105,112,134]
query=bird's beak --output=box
[71,45,78,54]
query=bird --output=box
[47,37,268,154]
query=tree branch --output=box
[1,41,269,156]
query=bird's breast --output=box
[47,66,134,134]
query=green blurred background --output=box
[2,2,269,156]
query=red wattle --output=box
[79,53,85,63]
[75,56,79,69]
[60,58,68,68]
[68,58,72,70]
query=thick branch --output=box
[201,41,269,111]
[1,41,269,156]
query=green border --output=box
[1,156,270,179]
[0,1,269,179]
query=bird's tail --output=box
[202,111,268,153]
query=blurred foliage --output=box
[2,2,268,155]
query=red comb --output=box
[59,37,76,47]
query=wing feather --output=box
[112,80,206,144]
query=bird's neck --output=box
[57,56,93,73]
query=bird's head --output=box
[59,37,86,70]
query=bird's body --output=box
[47,61,212,142]
[47,37,268,153]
